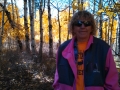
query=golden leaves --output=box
[72,0,89,10]
[39,10,71,43]
[106,12,116,18]
[0,4,25,43]
[111,20,118,43]
[102,20,118,44]
[83,1,89,7]
[72,0,78,10]
[97,9,104,15]
[97,6,117,18]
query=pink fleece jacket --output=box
[53,35,120,90]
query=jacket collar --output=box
[62,35,94,80]
[62,37,77,79]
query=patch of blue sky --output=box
[50,0,72,18]
[7,0,24,17]
[50,0,71,10]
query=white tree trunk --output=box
[48,0,53,57]
[28,0,36,54]
[24,0,30,52]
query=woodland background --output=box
[0,0,120,90]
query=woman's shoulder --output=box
[60,39,72,48]
[93,37,110,47]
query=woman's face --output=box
[72,19,92,42]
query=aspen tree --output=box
[24,0,30,52]
[48,0,53,57]
[28,0,36,54]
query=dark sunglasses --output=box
[73,20,91,27]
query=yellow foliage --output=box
[110,20,117,44]
[37,9,71,43]
[72,0,78,10]
[83,1,89,7]
[106,11,116,18]
[44,35,49,43]
[102,21,108,41]
[59,10,72,42]
[7,4,20,22]
[72,0,89,10]
[105,6,109,9]
[97,9,104,15]
[0,4,25,43]
[78,4,83,10]
[102,19,118,44]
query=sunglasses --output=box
[73,20,91,27]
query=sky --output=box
[6,0,57,17]
[7,0,23,8]
[7,0,24,16]
[15,0,23,9]
[15,0,24,17]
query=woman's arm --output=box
[104,48,120,90]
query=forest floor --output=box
[0,50,56,90]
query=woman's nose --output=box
[81,24,85,28]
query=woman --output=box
[53,10,120,90]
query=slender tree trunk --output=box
[100,17,103,39]
[39,0,44,61]
[99,0,102,39]
[39,0,43,60]
[28,0,36,54]
[24,0,30,52]
[67,0,70,40]
[0,0,7,53]
[48,0,53,57]
[13,0,23,51]
[58,10,61,45]
[110,18,114,46]
[93,0,96,13]
[11,0,17,50]
[105,20,108,42]
[118,13,120,55]
[0,3,15,29]
[115,27,118,55]
[11,0,14,20]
